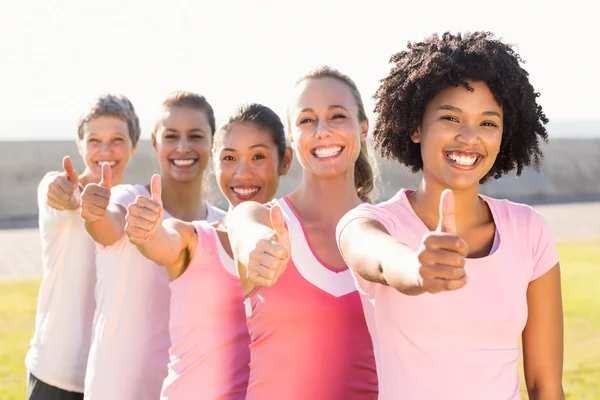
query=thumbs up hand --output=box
[416,189,469,293]
[125,174,163,245]
[47,156,81,211]
[80,162,113,223]
[246,204,291,288]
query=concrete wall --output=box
[1,138,599,221]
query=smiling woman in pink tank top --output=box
[227,66,379,399]
[124,103,293,399]
[337,32,565,399]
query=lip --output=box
[311,145,345,160]
[169,158,199,169]
[443,150,484,170]
[95,161,118,168]
[230,185,261,200]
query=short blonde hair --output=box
[77,94,141,145]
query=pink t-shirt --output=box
[244,197,379,400]
[161,221,250,400]
[84,184,225,400]
[336,189,560,400]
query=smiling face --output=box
[78,115,136,186]
[213,122,291,208]
[289,77,368,181]
[153,106,213,183]
[412,80,503,191]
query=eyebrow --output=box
[438,104,501,118]
[221,143,270,152]
[164,128,207,134]
[300,105,349,113]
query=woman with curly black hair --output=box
[336,32,564,399]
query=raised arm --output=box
[522,265,564,399]
[227,201,290,296]
[81,163,126,246]
[125,175,195,280]
[338,189,469,295]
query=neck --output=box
[409,178,484,232]
[159,176,207,222]
[288,170,361,224]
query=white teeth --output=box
[96,161,117,167]
[232,188,259,196]
[172,159,196,166]
[448,153,478,166]
[313,146,342,158]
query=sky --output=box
[1,0,599,141]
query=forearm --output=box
[379,241,425,295]
[136,225,184,268]
[85,207,126,247]
[527,385,565,400]
[340,218,424,295]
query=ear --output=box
[151,133,158,153]
[76,138,84,157]
[410,127,422,144]
[279,147,294,176]
[360,119,369,139]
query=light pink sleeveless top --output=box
[161,221,250,400]
[244,197,379,400]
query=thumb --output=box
[437,189,456,233]
[270,204,290,249]
[100,162,112,189]
[62,156,79,185]
[150,174,162,205]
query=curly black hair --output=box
[372,31,549,181]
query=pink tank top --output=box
[244,197,378,400]
[161,221,250,400]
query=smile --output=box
[312,146,343,159]
[170,159,198,167]
[444,151,483,168]
[231,186,260,198]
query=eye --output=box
[191,134,204,139]
[88,138,99,143]
[222,155,235,161]
[253,153,266,160]
[299,117,314,124]
[331,114,346,120]
[481,121,498,128]
[164,134,177,139]
[441,116,459,123]
[113,137,124,142]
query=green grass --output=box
[1,240,599,399]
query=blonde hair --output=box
[77,94,141,146]
[292,66,379,203]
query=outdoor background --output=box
[1,0,599,398]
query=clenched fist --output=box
[416,189,469,293]
[125,174,163,245]
[46,156,81,211]
[81,163,112,223]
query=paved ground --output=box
[1,202,599,280]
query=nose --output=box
[456,123,481,145]
[99,141,112,154]
[177,136,189,152]
[315,119,332,140]
[234,160,253,180]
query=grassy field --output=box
[1,240,598,399]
